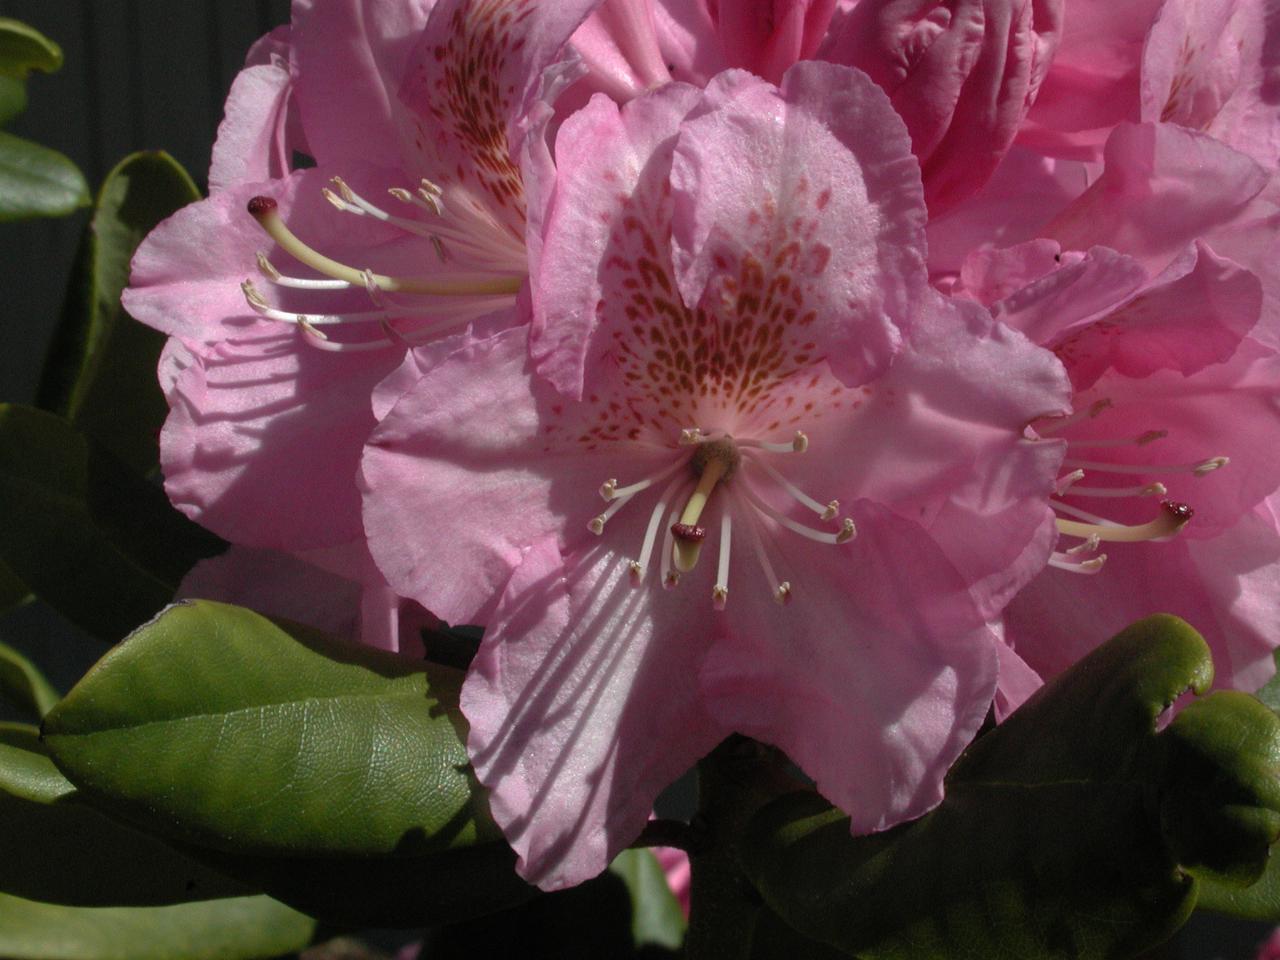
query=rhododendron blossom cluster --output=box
[122,0,1280,904]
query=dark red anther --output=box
[1161,500,1194,524]
[247,195,278,218]
[671,522,706,543]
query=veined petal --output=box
[209,26,306,193]
[463,536,728,890]
[1051,242,1262,391]
[397,0,602,235]
[1043,122,1269,275]
[291,0,434,169]
[362,326,674,624]
[162,331,397,552]
[671,62,919,385]
[702,501,999,833]
[532,83,704,396]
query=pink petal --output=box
[1017,0,1162,161]
[1043,122,1269,275]
[290,0,433,170]
[178,545,363,640]
[800,292,1071,617]
[1142,0,1280,169]
[162,331,398,552]
[570,0,674,102]
[362,326,671,624]
[701,500,999,834]
[670,62,922,386]
[531,83,703,396]
[983,244,1150,345]
[397,0,601,221]
[209,27,306,193]
[993,637,1043,720]
[462,536,728,890]
[1052,242,1263,391]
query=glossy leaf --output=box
[0,404,223,641]
[741,615,1280,960]
[0,19,88,222]
[0,893,313,960]
[0,19,63,77]
[0,724,251,907]
[43,601,536,925]
[610,849,686,951]
[0,641,57,717]
[0,130,89,221]
[38,152,198,473]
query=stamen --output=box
[600,456,689,502]
[744,451,839,521]
[1048,553,1108,574]
[738,431,808,454]
[256,252,353,289]
[324,176,445,242]
[1067,482,1167,498]
[246,195,523,296]
[1050,500,1121,525]
[736,490,792,606]
[629,474,688,586]
[1067,430,1168,449]
[1054,469,1085,496]
[1034,398,1113,436]
[1065,534,1101,555]
[242,280,386,326]
[679,428,706,446]
[1062,455,1229,477]
[588,493,634,535]
[1055,500,1193,543]
[738,482,856,545]
[713,511,732,610]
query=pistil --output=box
[247,196,522,297]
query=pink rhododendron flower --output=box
[570,0,1064,212]
[361,63,1069,889]
[946,136,1280,705]
[1259,926,1280,960]
[1020,0,1280,167]
[122,0,603,615]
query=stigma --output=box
[587,428,855,610]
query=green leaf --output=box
[741,615,1280,960]
[0,641,58,718]
[0,893,314,960]
[610,850,686,951]
[38,152,199,473]
[0,404,224,641]
[0,19,64,78]
[0,20,87,222]
[0,724,252,906]
[43,600,535,925]
[0,130,89,221]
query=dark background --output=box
[0,3,1272,957]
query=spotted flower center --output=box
[1036,397,1228,574]
[586,427,855,609]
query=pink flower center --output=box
[1036,397,1228,574]
[587,427,855,610]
